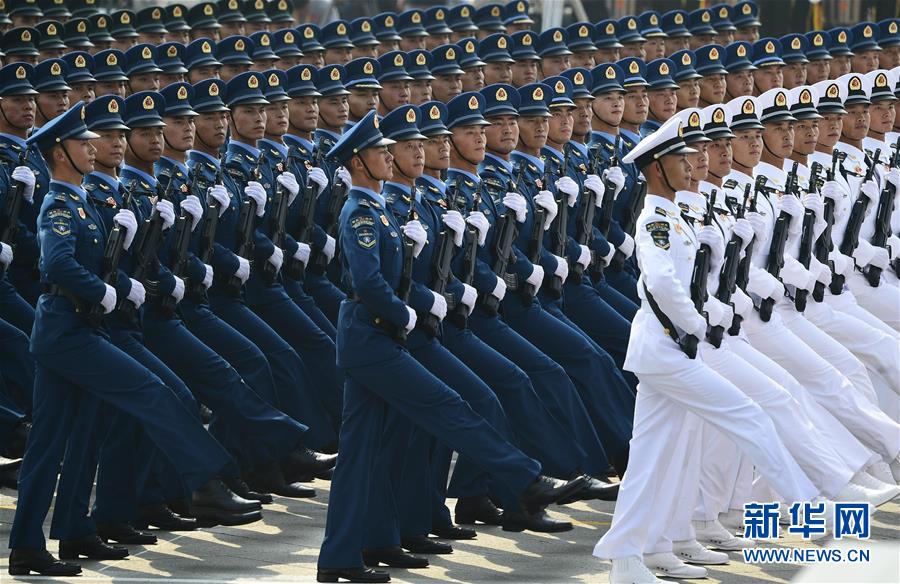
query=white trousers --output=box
[825,289,900,339]
[847,271,900,332]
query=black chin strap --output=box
[761,133,782,160]
[355,153,378,183]
[655,160,680,195]
[392,159,415,182]
[0,101,28,135]
[449,135,480,167]
[126,142,155,166]
[60,142,88,176]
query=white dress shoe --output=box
[866,461,896,486]
[673,539,730,565]
[693,519,757,551]
[609,556,674,584]
[643,552,708,579]
[718,509,744,534]
[835,481,896,508]
[853,471,900,503]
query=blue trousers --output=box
[603,262,640,305]
[0,316,34,415]
[283,276,337,340]
[0,390,24,452]
[594,277,639,321]
[0,277,34,336]
[302,271,345,326]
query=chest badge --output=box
[77,207,86,220]
[380,214,389,226]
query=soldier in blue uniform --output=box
[640,58,679,137]
[316,109,586,584]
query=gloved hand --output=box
[307,167,329,194]
[335,166,352,188]
[576,245,591,269]
[830,250,852,276]
[126,278,145,308]
[885,167,900,191]
[171,276,185,303]
[703,298,724,327]
[534,190,558,230]
[323,235,336,263]
[429,291,447,320]
[732,218,754,250]
[779,194,804,219]
[113,209,138,250]
[268,246,284,272]
[503,192,527,222]
[460,283,477,314]
[441,210,466,247]
[820,180,843,202]
[618,233,635,258]
[277,172,300,205]
[732,288,753,317]
[698,224,725,268]
[465,211,490,246]
[888,236,900,260]
[584,174,604,199]
[801,192,823,219]
[156,199,176,230]
[244,181,267,217]
[101,284,117,314]
[813,258,831,286]
[859,179,879,203]
[870,246,889,270]
[294,242,311,265]
[12,166,35,203]
[491,275,507,301]
[718,301,735,329]
[782,264,816,291]
[235,255,250,283]
[202,264,213,289]
[180,194,204,231]
[746,211,768,240]
[555,176,579,206]
[603,166,627,199]
[401,219,427,258]
[207,184,230,216]
[552,254,569,281]
[404,306,417,333]
[0,242,12,268]
[525,264,544,293]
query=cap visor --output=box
[89,121,131,131]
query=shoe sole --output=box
[9,567,82,576]
[58,551,129,561]
[676,554,730,565]
[191,509,262,527]
[502,521,574,533]
[455,515,501,526]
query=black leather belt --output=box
[43,284,88,313]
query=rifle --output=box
[263,147,298,284]
[309,164,349,275]
[521,160,549,304]
[729,176,765,335]
[709,185,747,347]
[794,163,819,312]
[191,153,225,298]
[545,149,570,299]
[813,152,839,301]
[392,200,417,345]
[837,148,880,265]
[449,185,481,329]
[592,135,622,281]
[88,180,136,327]
[226,151,266,295]
[571,144,602,284]
[422,179,460,338]
[0,151,29,274]
[119,171,177,321]
[864,139,899,286]
[481,164,525,315]
[289,146,325,278]
[684,194,715,358]
[162,166,201,316]
[759,162,799,322]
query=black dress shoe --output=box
[0,458,20,490]
[9,548,82,576]
[558,475,619,504]
[431,525,476,540]
[247,463,316,498]
[59,534,130,560]
[518,474,588,509]
[97,523,158,545]
[362,547,429,569]
[4,421,30,459]
[317,567,390,583]
[455,495,502,526]
[282,446,337,482]
[226,476,274,504]
[133,503,197,531]
[401,534,453,554]
[192,479,262,513]
[502,508,573,533]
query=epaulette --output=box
[83,182,96,191]
[483,164,496,173]
[357,198,370,207]
[654,206,667,217]
[54,193,67,202]
[723,179,738,190]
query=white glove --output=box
[101,283,117,314]
[171,276,185,303]
[718,301,735,328]
[732,288,753,317]
[277,172,300,206]
[335,166,352,188]
[293,242,311,265]
[555,176,579,206]
[460,283,477,314]
[584,174,605,199]
[703,298,724,327]
[746,211,768,240]
[441,210,466,247]
[618,233,635,258]
[732,218,754,250]
[821,180,843,202]
[429,290,447,320]
[801,192,823,219]
[268,246,284,272]
[465,211,490,246]
[202,264,213,289]
[180,194,203,231]
[859,179,879,203]
[603,166,627,199]
[779,194,804,219]
[491,275,507,301]
[830,250,852,276]
[12,166,35,203]
[869,247,889,270]
[885,168,900,191]
[534,190,558,230]
[813,258,831,285]
[156,199,175,230]
[307,167,328,194]
[698,225,725,268]
[404,305,417,333]
[235,255,250,283]
[782,263,816,291]
[552,254,569,281]
[113,209,138,250]
[126,278,145,308]
[401,219,427,258]
[244,181,267,217]
[207,184,230,216]
[525,263,544,293]
[0,242,12,267]
[503,192,527,223]
[576,244,591,269]
[323,235,336,263]
[888,236,900,260]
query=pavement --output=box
[0,482,898,583]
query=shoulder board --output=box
[714,207,730,216]
[83,182,96,191]
[723,179,738,190]
[53,193,68,202]
[357,198,370,207]
[350,215,375,228]
[463,179,474,188]
[655,206,667,217]
[483,177,504,187]
[483,164,496,173]
[227,168,244,179]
